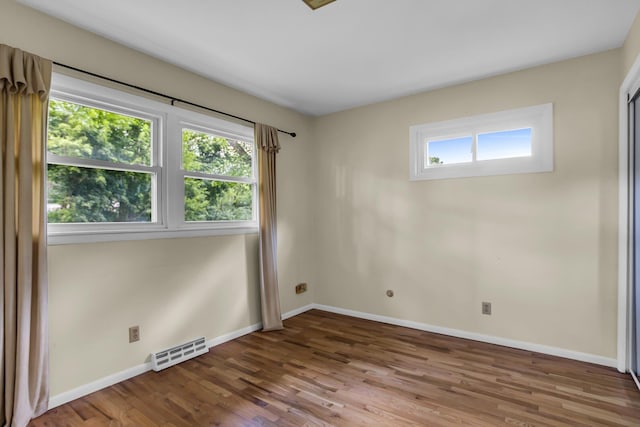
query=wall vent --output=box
[151,337,208,371]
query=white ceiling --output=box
[17,0,640,116]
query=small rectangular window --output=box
[410,104,553,181]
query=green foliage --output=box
[184,179,252,222]
[429,156,443,165]
[47,99,152,223]
[182,130,253,222]
[182,129,252,177]
[47,165,151,223]
[46,100,254,224]
[48,100,151,165]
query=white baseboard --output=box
[48,302,616,411]
[282,303,314,320]
[632,371,640,391]
[205,322,262,348]
[48,362,151,410]
[47,304,314,410]
[312,304,617,368]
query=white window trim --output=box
[409,103,554,181]
[175,119,258,229]
[47,73,258,245]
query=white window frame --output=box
[174,119,258,229]
[47,73,257,245]
[409,103,553,181]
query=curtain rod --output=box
[52,62,297,138]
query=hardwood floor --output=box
[30,310,640,426]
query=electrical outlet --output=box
[129,326,140,343]
[482,302,492,315]
[295,283,307,294]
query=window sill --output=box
[410,156,553,181]
[47,225,259,245]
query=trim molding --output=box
[312,304,617,368]
[205,322,262,349]
[48,305,307,410]
[618,51,640,374]
[48,361,151,410]
[282,303,314,320]
[632,371,640,392]
[47,301,617,410]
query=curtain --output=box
[255,124,283,331]
[0,44,51,427]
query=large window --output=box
[47,74,257,244]
[410,104,553,181]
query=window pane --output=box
[425,136,473,166]
[48,99,152,165]
[477,128,532,161]
[182,129,252,177]
[47,164,152,223]
[184,178,252,221]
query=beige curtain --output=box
[255,124,283,331]
[0,44,51,426]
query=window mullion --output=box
[253,140,259,222]
[151,116,163,225]
[472,133,478,162]
[166,114,182,230]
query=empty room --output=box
[1,0,640,425]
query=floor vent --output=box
[151,337,208,371]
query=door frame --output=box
[618,54,640,377]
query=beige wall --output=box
[48,236,262,394]
[312,50,621,358]
[623,12,640,77]
[1,0,315,395]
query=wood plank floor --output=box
[30,310,640,426]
